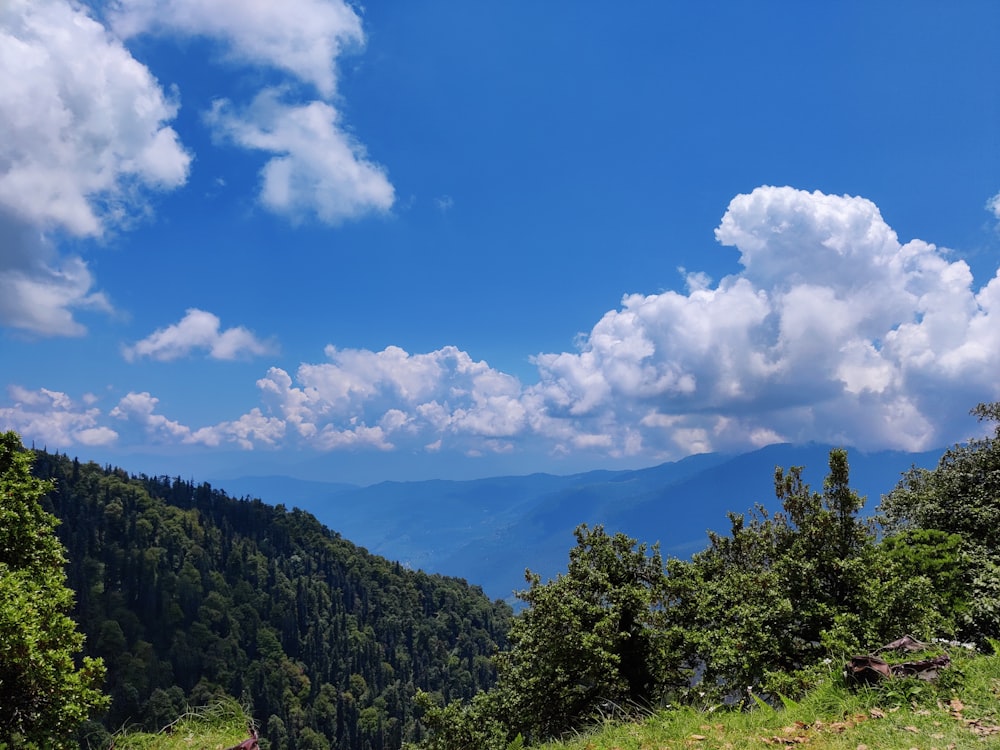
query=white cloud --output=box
[109,391,286,450]
[314,423,393,451]
[0,385,117,447]
[0,214,113,336]
[110,391,192,441]
[0,0,190,236]
[124,308,276,361]
[188,408,285,449]
[206,91,394,224]
[0,0,389,336]
[0,0,189,335]
[113,0,394,224]
[7,186,999,462]
[256,345,529,453]
[110,0,364,98]
[524,186,1000,457]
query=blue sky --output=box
[2,1,1000,484]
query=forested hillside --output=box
[415,404,1000,750]
[30,451,511,750]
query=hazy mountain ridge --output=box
[213,443,940,601]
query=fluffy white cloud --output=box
[0,0,189,335]
[110,391,192,441]
[109,0,363,98]
[0,386,117,447]
[113,0,394,224]
[524,186,1000,457]
[256,345,528,452]
[0,214,113,336]
[6,187,999,461]
[124,308,276,361]
[110,392,285,449]
[188,409,285,450]
[0,0,190,236]
[0,0,388,338]
[206,92,394,224]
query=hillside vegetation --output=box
[539,643,1000,750]
[28,448,510,749]
[416,403,1000,749]
[112,699,256,750]
[2,402,998,749]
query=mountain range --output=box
[211,443,942,602]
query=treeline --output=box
[418,404,1000,749]
[29,451,512,750]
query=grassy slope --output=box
[109,651,1000,749]
[540,650,1000,750]
[113,700,255,750]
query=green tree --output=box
[414,688,511,750]
[493,524,680,742]
[668,448,940,702]
[31,447,511,748]
[880,529,967,626]
[880,402,1000,641]
[881,403,1000,548]
[667,507,794,703]
[0,432,108,747]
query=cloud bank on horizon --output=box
[5,184,1000,461]
[2,0,1000,474]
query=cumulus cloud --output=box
[253,345,529,454]
[0,0,190,335]
[113,0,394,224]
[188,409,285,450]
[6,187,1000,461]
[0,386,117,447]
[110,391,192,441]
[0,0,190,236]
[0,0,389,338]
[123,308,276,361]
[110,391,284,450]
[206,92,394,224]
[525,186,1000,457]
[109,0,363,98]
[240,187,1000,458]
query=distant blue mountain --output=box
[211,443,940,602]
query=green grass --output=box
[112,699,256,750]
[538,649,1000,750]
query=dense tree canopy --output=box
[880,402,1000,642]
[29,447,510,750]
[418,447,959,750]
[13,409,994,750]
[494,525,680,741]
[417,525,682,748]
[0,432,107,748]
[668,448,941,702]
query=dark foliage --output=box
[667,449,942,703]
[494,525,680,741]
[0,433,107,748]
[417,448,956,750]
[880,401,1000,642]
[30,450,511,750]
